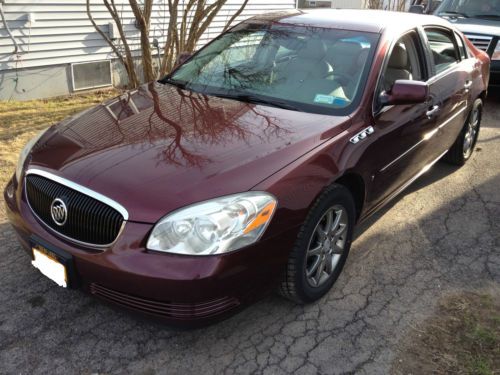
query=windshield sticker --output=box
[314,94,349,106]
[314,94,335,105]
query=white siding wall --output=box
[331,0,365,8]
[0,0,296,71]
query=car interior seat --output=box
[328,41,372,100]
[326,41,363,80]
[275,37,330,86]
[383,44,412,92]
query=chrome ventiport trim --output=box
[350,126,374,144]
[24,168,128,250]
[25,168,129,220]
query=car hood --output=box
[446,17,500,37]
[29,82,349,223]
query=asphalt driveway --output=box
[1,93,499,375]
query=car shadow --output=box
[354,161,461,240]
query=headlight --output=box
[147,192,277,255]
[15,128,48,183]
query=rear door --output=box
[421,26,472,151]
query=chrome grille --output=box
[465,34,493,52]
[26,174,124,246]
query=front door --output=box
[363,31,439,209]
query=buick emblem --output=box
[50,198,68,226]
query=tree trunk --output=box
[129,0,156,83]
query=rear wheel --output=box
[444,98,482,166]
[279,184,355,304]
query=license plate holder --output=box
[30,236,79,288]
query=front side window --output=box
[168,24,379,115]
[425,29,460,75]
[380,33,424,94]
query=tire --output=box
[279,184,356,304]
[444,98,482,166]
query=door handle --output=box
[426,105,440,118]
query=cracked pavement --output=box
[0,93,499,375]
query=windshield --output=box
[166,23,379,115]
[436,0,500,18]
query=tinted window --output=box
[170,24,379,115]
[425,29,459,75]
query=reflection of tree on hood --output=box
[55,82,289,169]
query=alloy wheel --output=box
[463,106,480,159]
[305,205,348,288]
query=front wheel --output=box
[279,184,355,304]
[444,98,482,166]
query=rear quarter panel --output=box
[464,35,491,95]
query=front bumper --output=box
[4,176,297,326]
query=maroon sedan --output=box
[4,10,490,325]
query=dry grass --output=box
[0,89,119,190]
[392,290,500,375]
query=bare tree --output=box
[86,0,140,88]
[87,0,249,89]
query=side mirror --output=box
[409,5,425,13]
[380,80,429,106]
[174,52,193,67]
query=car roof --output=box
[246,9,452,35]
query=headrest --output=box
[329,41,363,59]
[298,37,327,61]
[388,44,408,69]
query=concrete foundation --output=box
[0,59,132,101]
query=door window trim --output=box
[454,31,472,59]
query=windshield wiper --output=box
[159,76,187,90]
[472,14,500,20]
[210,92,301,112]
[439,11,469,18]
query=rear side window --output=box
[425,29,460,75]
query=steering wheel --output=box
[325,71,350,86]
